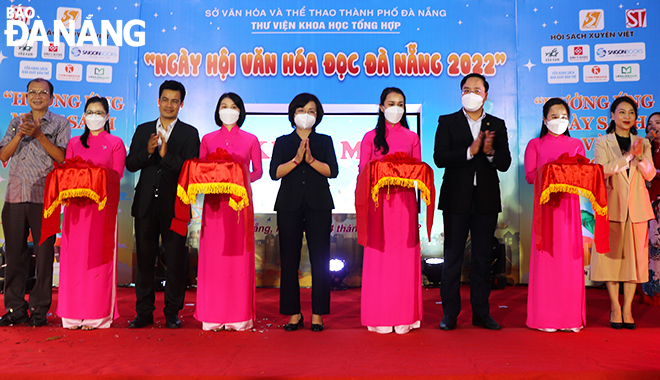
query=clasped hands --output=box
[18,113,43,138]
[147,132,168,158]
[295,138,316,164]
[469,130,496,157]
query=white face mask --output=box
[462,93,484,112]
[85,114,107,131]
[219,108,240,126]
[546,118,569,135]
[383,106,404,125]
[294,113,316,129]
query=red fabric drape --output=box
[356,152,435,247]
[40,157,119,265]
[171,148,254,253]
[536,153,609,253]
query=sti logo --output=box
[60,9,80,28]
[591,66,601,75]
[65,64,74,73]
[545,48,559,58]
[94,67,105,75]
[48,44,59,52]
[620,66,632,74]
[580,9,604,30]
[626,9,647,28]
[574,47,583,55]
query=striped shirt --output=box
[0,111,71,203]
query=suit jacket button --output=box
[302,181,306,185]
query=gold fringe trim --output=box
[539,184,607,216]
[177,185,190,205]
[371,176,431,206]
[185,182,249,211]
[43,188,105,218]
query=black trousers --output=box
[441,200,497,318]
[2,202,55,315]
[277,203,331,316]
[134,197,187,318]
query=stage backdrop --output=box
[0,0,657,286]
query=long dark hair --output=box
[374,87,409,154]
[646,112,660,133]
[81,96,111,148]
[214,92,246,127]
[606,96,638,135]
[540,98,571,138]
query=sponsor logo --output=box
[14,42,37,58]
[613,63,640,82]
[42,42,65,60]
[594,42,645,62]
[568,44,590,63]
[69,45,120,63]
[580,9,604,31]
[626,9,646,28]
[56,7,82,29]
[547,66,579,84]
[583,64,609,83]
[541,46,563,64]
[86,64,113,83]
[56,62,82,81]
[19,60,52,79]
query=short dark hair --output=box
[606,96,638,135]
[27,78,54,97]
[460,73,489,92]
[540,97,571,138]
[214,92,246,128]
[158,80,186,102]
[288,93,324,129]
[81,96,111,148]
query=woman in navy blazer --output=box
[270,93,338,332]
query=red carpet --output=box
[1,285,659,379]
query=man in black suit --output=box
[125,80,200,329]
[434,73,511,331]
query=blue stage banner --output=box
[517,0,659,283]
[4,1,655,285]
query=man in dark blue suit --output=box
[434,73,511,331]
[126,80,200,329]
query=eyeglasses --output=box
[295,108,317,116]
[27,90,50,97]
[462,89,484,96]
[85,111,107,116]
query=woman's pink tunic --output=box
[524,134,586,330]
[359,122,423,332]
[194,126,262,330]
[58,131,126,328]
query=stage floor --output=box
[1,285,659,379]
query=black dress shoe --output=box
[439,315,457,331]
[311,323,324,332]
[0,310,29,326]
[29,313,47,327]
[623,322,635,330]
[472,315,502,330]
[165,315,181,329]
[284,314,304,331]
[128,315,154,329]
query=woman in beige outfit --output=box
[592,96,655,330]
